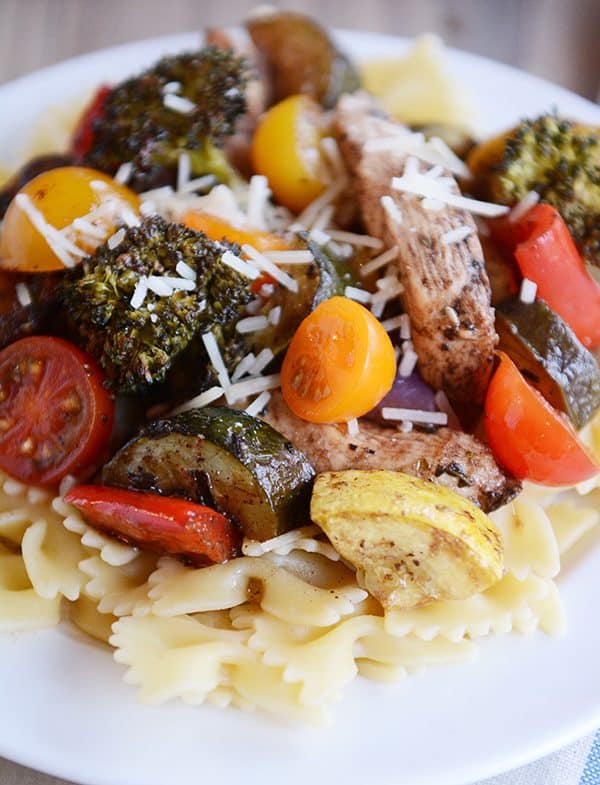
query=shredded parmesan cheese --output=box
[326,229,383,249]
[346,418,360,437]
[391,172,510,217]
[344,286,371,304]
[227,373,281,404]
[172,386,225,415]
[163,93,196,115]
[245,390,272,417]
[361,245,399,276]
[15,282,31,307]
[242,245,299,293]
[519,278,538,304]
[221,250,260,280]
[441,225,474,245]
[115,162,133,185]
[381,407,448,426]
[509,190,540,223]
[236,315,269,334]
[381,195,403,225]
[398,349,418,377]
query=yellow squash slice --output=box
[310,470,503,609]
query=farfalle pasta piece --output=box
[68,591,117,644]
[55,497,139,567]
[240,608,377,707]
[384,573,550,642]
[79,551,158,617]
[110,614,252,705]
[229,660,326,724]
[21,518,89,601]
[489,497,560,580]
[150,552,366,626]
[546,499,600,555]
[357,622,477,669]
[0,472,55,547]
[0,552,61,631]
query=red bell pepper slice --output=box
[64,485,241,565]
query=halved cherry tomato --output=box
[0,167,140,272]
[251,94,330,213]
[183,211,290,253]
[71,85,111,158]
[64,485,241,565]
[489,204,600,349]
[485,352,598,486]
[0,336,114,486]
[281,296,396,423]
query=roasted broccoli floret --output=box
[61,216,251,393]
[471,115,600,266]
[83,47,248,191]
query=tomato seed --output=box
[20,437,35,455]
[0,417,13,432]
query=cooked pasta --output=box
[0,409,597,722]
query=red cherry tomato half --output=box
[71,85,111,158]
[64,486,241,565]
[485,352,599,486]
[0,336,114,486]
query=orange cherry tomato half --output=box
[484,352,599,486]
[182,211,290,253]
[281,296,396,423]
[0,336,115,486]
[64,485,241,565]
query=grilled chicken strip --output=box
[334,94,497,403]
[263,393,520,513]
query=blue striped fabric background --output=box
[580,731,600,784]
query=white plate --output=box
[1,29,599,785]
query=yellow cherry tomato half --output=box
[281,296,397,423]
[0,167,140,272]
[251,94,331,214]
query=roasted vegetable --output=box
[468,115,600,266]
[82,47,248,191]
[60,216,251,393]
[0,153,75,220]
[310,470,503,609]
[64,485,241,565]
[246,9,360,108]
[485,352,599,486]
[496,297,600,429]
[102,406,316,541]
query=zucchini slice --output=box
[102,407,315,541]
[496,297,600,428]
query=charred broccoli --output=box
[470,114,600,265]
[83,47,248,192]
[61,216,251,393]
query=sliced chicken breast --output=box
[263,392,520,513]
[334,94,497,403]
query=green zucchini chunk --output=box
[496,297,600,428]
[102,407,316,541]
